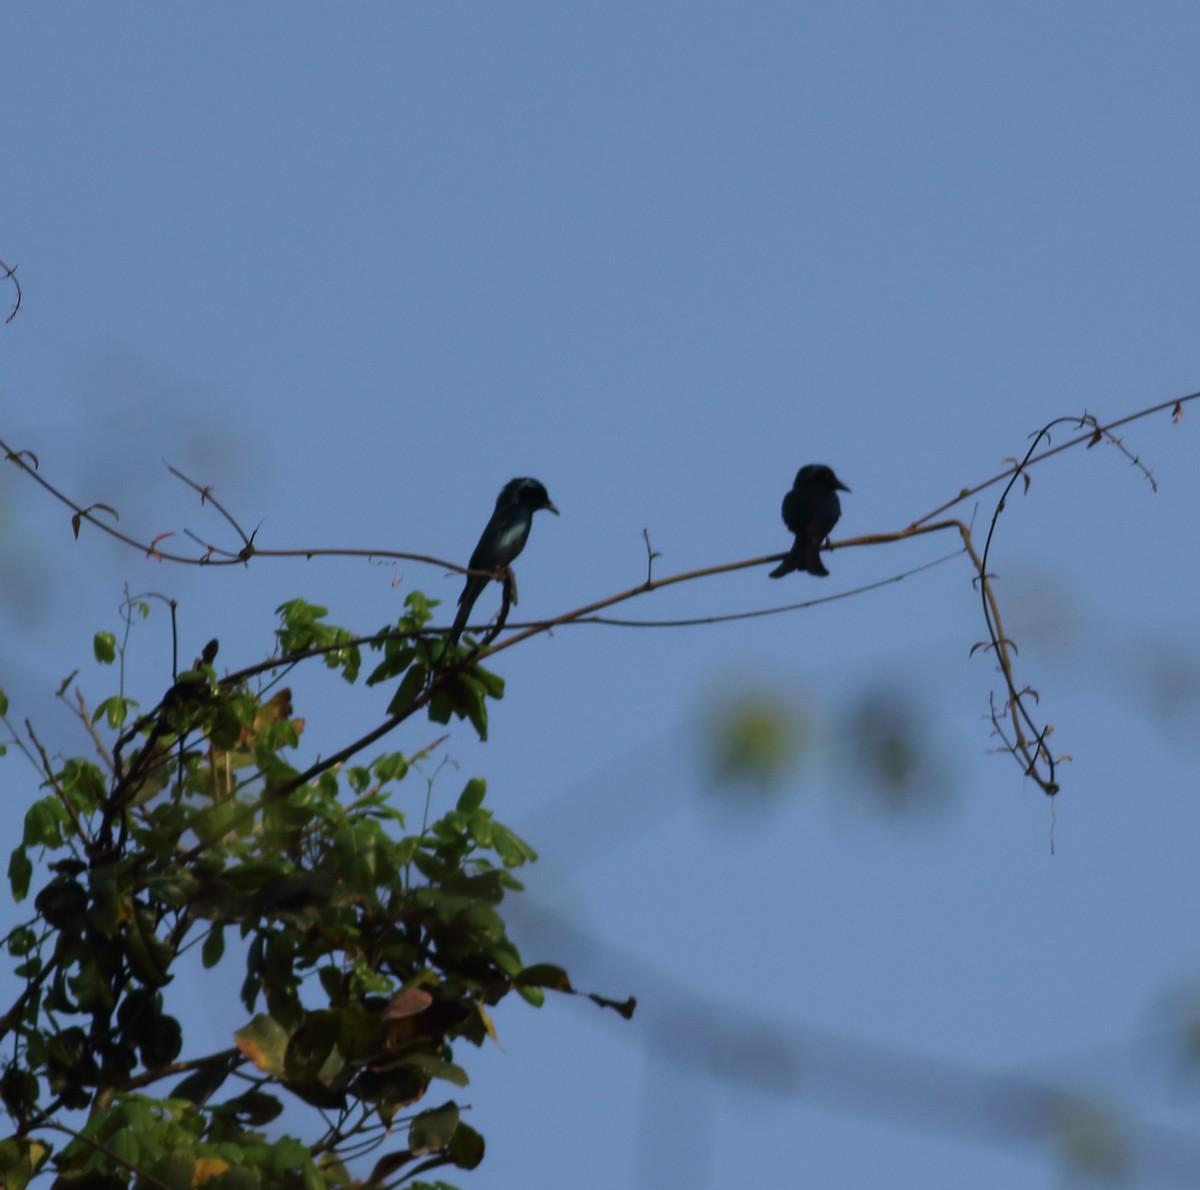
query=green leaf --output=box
[385,664,427,717]
[223,1088,283,1125]
[372,751,410,784]
[0,686,9,716]
[369,1151,413,1185]
[191,798,242,846]
[332,824,380,890]
[139,1012,183,1068]
[429,673,492,741]
[143,870,200,908]
[515,964,572,992]
[86,862,124,937]
[458,902,504,942]
[7,847,32,902]
[317,966,343,1002]
[409,1101,461,1155]
[336,1006,383,1062]
[285,1011,347,1094]
[0,1136,50,1190]
[123,906,174,987]
[265,1136,313,1172]
[23,797,66,849]
[332,642,362,684]
[6,924,37,957]
[403,589,435,622]
[402,1054,470,1088]
[144,1151,197,1189]
[275,599,329,650]
[204,1161,259,1190]
[34,875,87,928]
[171,1063,231,1106]
[202,924,225,969]
[111,1129,140,1168]
[490,822,538,868]
[0,1068,40,1118]
[234,1014,290,1078]
[365,644,416,688]
[449,1121,485,1170]
[93,631,117,664]
[456,778,486,813]
[473,664,505,700]
[100,696,135,729]
[60,758,107,815]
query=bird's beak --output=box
[544,501,560,515]
[836,480,851,492]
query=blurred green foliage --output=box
[704,686,809,794]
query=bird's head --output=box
[795,464,850,493]
[499,477,560,515]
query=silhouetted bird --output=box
[449,478,559,644]
[769,464,850,578]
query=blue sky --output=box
[4,5,1200,1187]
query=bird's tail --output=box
[448,577,487,645]
[801,543,830,577]
[769,543,830,578]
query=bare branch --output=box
[70,688,115,772]
[0,432,469,574]
[3,387,1194,798]
[551,550,964,628]
[911,391,1200,529]
[166,463,256,550]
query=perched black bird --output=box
[769,464,850,578]
[449,478,559,644]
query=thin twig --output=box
[0,433,467,573]
[0,704,43,774]
[973,420,1074,791]
[642,528,661,584]
[0,258,20,324]
[910,391,1198,529]
[166,463,255,550]
[1082,410,1158,491]
[0,946,63,1049]
[71,689,115,772]
[559,550,963,627]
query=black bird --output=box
[769,464,850,578]
[449,477,559,644]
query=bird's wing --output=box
[469,508,533,572]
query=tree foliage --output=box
[0,593,619,1189]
